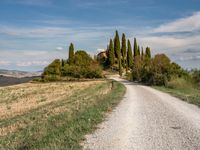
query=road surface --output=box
[83,77,200,150]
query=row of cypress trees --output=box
[107,31,151,76]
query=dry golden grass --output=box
[0,81,105,120]
[0,80,112,137]
[0,80,126,149]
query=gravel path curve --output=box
[83,77,200,150]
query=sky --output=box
[0,0,200,71]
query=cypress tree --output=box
[121,33,126,67]
[146,47,151,59]
[134,38,138,57]
[61,59,65,67]
[141,47,144,60]
[108,39,115,66]
[127,40,133,68]
[68,43,75,65]
[114,30,121,59]
[114,30,122,76]
[137,45,141,56]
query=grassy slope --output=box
[0,80,125,149]
[153,85,200,107]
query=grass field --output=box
[154,79,200,107]
[0,80,126,149]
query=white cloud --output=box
[75,0,129,8]
[3,0,53,6]
[1,11,200,70]
[0,61,11,66]
[138,35,200,53]
[16,61,49,67]
[97,49,106,53]
[178,55,200,61]
[154,12,200,33]
[0,25,114,40]
[133,12,200,56]
[56,47,64,51]
[0,50,67,71]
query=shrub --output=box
[84,64,103,78]
[133,54,189,86]
[147,54,171,85]
[166,77,194,90]
[42,50,103,81]
[62,63,102,79]
[192,69,200,87]
[74,50,93,66]
[42,59,61,81]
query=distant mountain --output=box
[0,69,42,78]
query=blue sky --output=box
[0,0,200,71]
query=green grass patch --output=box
[153,78,200,107]
[0,80,126,149]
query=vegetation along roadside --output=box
[153,70,200,107]
[0,79,126,149]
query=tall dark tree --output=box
[68,43,75,65]
[114,30,122,75]
[114,30,121,59]
[145,47,151,59]
[137,45,141,56]
[134,38,138,57]
[141,47,144,60]
[127,40,133,68]
[61,59,65,67]
[119,61,122,76]
[121,33,126,67]
[108,39,115,66]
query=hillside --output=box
[0,69,41,78]
[0,69,41,87]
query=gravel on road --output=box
[83,77,200,150]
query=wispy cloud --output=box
[154,11,200,33]
[129,11,200,69]
[0,61,11,66]
[0,50,66,71]
[75,0,129,9]
[3,0,53,6]
[32,19,77,26]
[1,10,200,70]
[16,61,49,67]
[55,47,64,51]
[136,11,200,51]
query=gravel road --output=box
[83,77,200,150]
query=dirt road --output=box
[83,77,200,150]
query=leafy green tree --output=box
[150,54,171,85]
[192,69,200,86]
[134,38,139,57]
[68,43,75,65]
[121,33,126,67]
[42,59,61,81]
[108,39,115,66]
[63,50,102,78]
[127,40,133,69]
[74,50,93,66]
[141,55,152,83]
[145,47,151,59]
